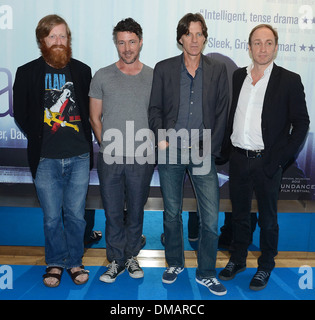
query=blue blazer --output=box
[149,53,229,158]
[221,63,310,177]
[13,56,93,178]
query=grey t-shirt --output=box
[89,63,153,159]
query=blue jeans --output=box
[158,148,219,278]
[34,153,90,269]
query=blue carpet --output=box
[0,265,314,300]
[0,207,314,251]
[0,207,314,301]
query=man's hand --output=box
[158,140,169,150]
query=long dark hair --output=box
[176,13,208,46]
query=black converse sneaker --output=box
[99,261,125,283]
[125,257,144,279]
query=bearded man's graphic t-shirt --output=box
[41,64,89,158]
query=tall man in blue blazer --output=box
[13,15,93,287]
[218,24,310,291]
[149,13,229,296]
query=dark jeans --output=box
[229,149,282,271]
[97,153,153,266]
[84,209,95,243]
[158,148,219,278]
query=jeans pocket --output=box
[78,152,90,159]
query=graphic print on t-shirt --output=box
[40,65,89,159]
[44,71,81,134]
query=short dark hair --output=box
[113,18,143,43]
[176,13,208,46]
[248,24,279,46]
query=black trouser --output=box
[229,148,282,272]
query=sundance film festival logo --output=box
[102,121,212,175]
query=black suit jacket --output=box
[221,63,310,177]
[149,53,229,158]
[13,56,93,178]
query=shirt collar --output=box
[181,55,203,74]
[247,62,274,78]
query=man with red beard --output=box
[13,15,93,287]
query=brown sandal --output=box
[43,266,64,288]
[67,266,89,285]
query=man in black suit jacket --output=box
[218,24,310,291]
[13,15,92,287]
[149,13,229,296]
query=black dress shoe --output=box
[84,230,102,245]
[249,270,270,291]
[219,261,246,280]
[140,234,146,249]
[160,233,165,246]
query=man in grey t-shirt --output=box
[89,18,154,283]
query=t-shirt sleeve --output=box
[89,69,103,100]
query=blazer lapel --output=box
[171,55,182,110]
[262,63,281,114]
[202,55,214,108]
[68,59,84,110]
[33,57,46,118]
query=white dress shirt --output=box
[231,62,274,151]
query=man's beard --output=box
[41,42,72,69]
[119,50,140,65]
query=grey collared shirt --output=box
[174,58,204,148]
